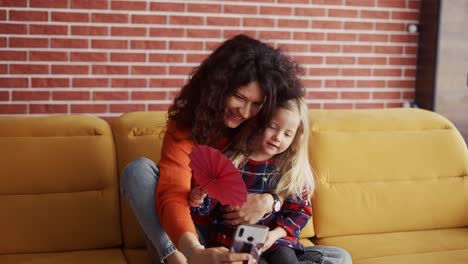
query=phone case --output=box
[231,224,269,262]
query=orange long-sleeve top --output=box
[155,120,197,244]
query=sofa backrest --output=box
[0,115,121,254]
[309,108,468,238]
[111,111,167,249]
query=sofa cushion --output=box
[0,249,127,264]
[123,248,151,264]
[112,112,167,248]
[308,108,468,238]
[0,115,121,253]
[313,228,468,264]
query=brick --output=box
[377,0,406,8]
[404,68,416,77]
[0,37,6,47]
[357,80,386,88]
[92,39,128,49]
[373,68,402,76]
[149,28,184,38]
[71,26,108,36]
[0,91,8,101]
[0,23,27,34]
[278,19,309,28]
[94,91,128,100]
[326,56,355,64]
[0,104,27,114]
[386,102,402,108]
[0,10,5,20]
[71,0,108,9]
[52,91,90,100]
[402,91,414,99]
[260,6,292,16]
[0,51,27,61]
[327,33,357,41]
[294,55,323,64]
[9,10,48,21]
[308,68,339,76]
[258,31,291,40]
[72,78,109,88]
[150,78,185,88]
[111,78,147,88]
[131,65,166,75]
[30,24,68,35]
[169,41,202,50]
[306,103,321,109]
[132,91,167,100]
[294,7,325,16]
[310,44,340,53]
[376,22,405,31]
[111,52,146,62]
[148,104,170,111]
[359,33,388,42]
[390,34,418,43]
[170,15,203,25]
[387,80,414,88]
[32,78,69,88]
[131,40,165,50]
[323,103,353,109]
[51,65,89,74]
[312,20,342,29]
[223,30,257,39]
[389,57,417,65]
[325,80,355,88]
[374,45,403,54]
[187,3,221,13]
[111,27,147,37]
[71,52,107,62]
[9,38,48,48]
[224,5,258,14]
[169,66,193,75]
[345,21,374,30]
[0,77,28,88]
[185,53,207,63]
[150,2,184,12]
[306,91,339,99]
[52,12,89,22]
[358,57,387,65]
[356,103,384,109]
[0,0,27,7]
[150,53,184,63]
[93,65,128,75]
[373,91,401,99]
[111,1,147,11]
[12,91,49,101]
[92,13,128,23]
[405,46,418,55]
[132,14,166,24]
[207,17,240,27]
[345,0,375,6]
[343,45,372,53]
[361,10,390,19]
[10,64,49,74]
[244,17,276,28]
[30,0,68,8]
[341,91,371,99]
[293,32,325,41]
[408,0,419,9]
[110,103,145,113]
[277,43,309,53]
[342,68,371,76]
[187,29,221,38]
[279,0,308,3]
[329,9,358,18]
[51,38,88,49]
[71,104,107,113]
[0,64,6,74]
[30,104,68,114]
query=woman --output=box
[121,34,351,264]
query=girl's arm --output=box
[274,190,312,239]
[263,227,287,251]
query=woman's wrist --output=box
[178,232,204,260]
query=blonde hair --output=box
[225,97,315,200]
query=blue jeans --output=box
[121,157,352,264]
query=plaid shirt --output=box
[191,158,312,253]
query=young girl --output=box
[189,98,330,264]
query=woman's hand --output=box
[188,246,254,264]
[222,193,274,225]
[188,187,206,207]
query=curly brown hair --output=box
[168,34,304,146]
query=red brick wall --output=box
[0,0,419,120]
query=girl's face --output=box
[255,107,300,160]
[224,81,265,128]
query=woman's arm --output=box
[222,193,285,225]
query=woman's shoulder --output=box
[165,120,193,141]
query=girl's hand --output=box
[262,227,286,252]
[188,246,255,264]
[188,187,206,207]
[222,193,274,225]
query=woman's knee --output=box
[121,157,159,193]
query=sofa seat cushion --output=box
[123,248,151,264]
[313,227,468,263]
[0,249,127,264]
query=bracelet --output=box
[185,243,204,261]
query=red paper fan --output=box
[189,145,247,207]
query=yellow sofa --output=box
[0,108,466,264]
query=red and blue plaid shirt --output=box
[191,158,312,253]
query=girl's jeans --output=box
[120,157,352,264]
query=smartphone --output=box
[231,224,269,263]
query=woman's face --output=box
[224,81,265,128]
